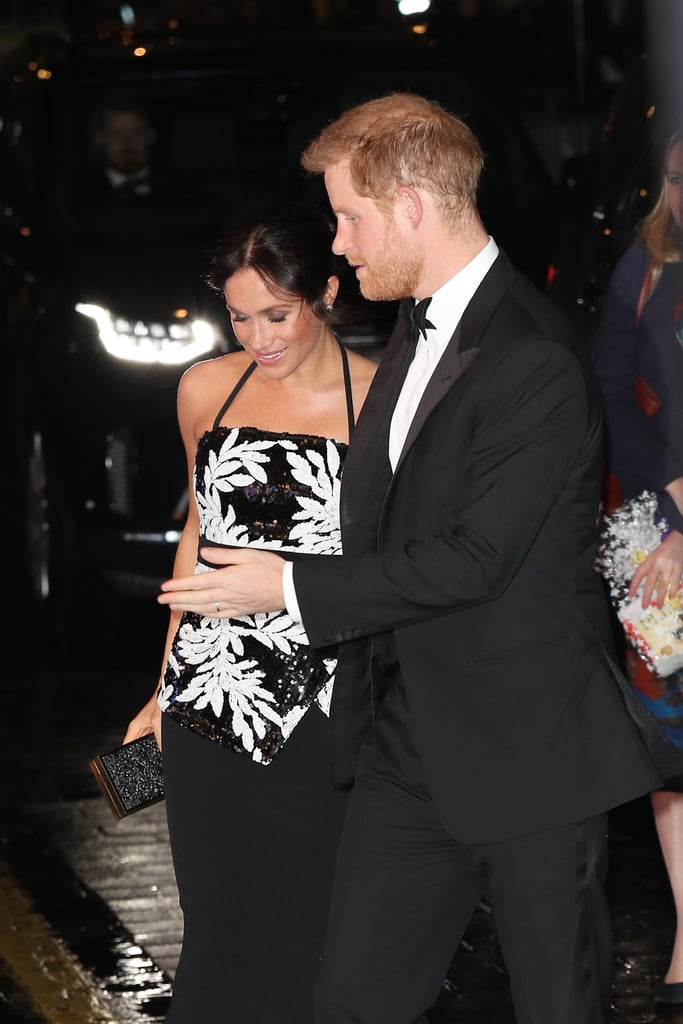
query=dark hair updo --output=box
[209,201,351,324]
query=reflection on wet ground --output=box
[0,807,171,1023]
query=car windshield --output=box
[35,66,554,275]
[57,78,327,236]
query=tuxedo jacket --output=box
[296,252,682,843]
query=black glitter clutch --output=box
[89,733,165,820]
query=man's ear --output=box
[396,185,423,230]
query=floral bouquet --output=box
[595,491,683,677]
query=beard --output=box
[351,219,424,301]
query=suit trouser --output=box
[315,682,612,1024]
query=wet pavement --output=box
[2,600,683,1023]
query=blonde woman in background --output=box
[594,126,683,1008]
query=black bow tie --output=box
[401,296,435,344]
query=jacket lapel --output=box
[342,251,518,541]
[395,328,477,471]
[340,315,415,554]
[395,251,517,472]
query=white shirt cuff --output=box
[282,561,302,622]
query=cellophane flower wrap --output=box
[595,491,683,677]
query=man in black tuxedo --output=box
[157,93,683,1023]
[84,102,157,201]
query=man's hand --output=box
[157,547,287,618]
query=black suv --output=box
[0,22,558,656]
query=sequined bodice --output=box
[158,423,347,764]
[195,424,345,553]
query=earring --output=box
[325,303,333,312]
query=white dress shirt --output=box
[388,237,498,468]
[283,236,499,618]
[105,166,151,195]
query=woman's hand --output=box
[123,691,162,749]
[157,547,287,618]
[629,529,683,608]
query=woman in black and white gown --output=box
[124,201,376,1023]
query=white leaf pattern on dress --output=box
[206,429,276,493]
[286,441,342,553]
[162,426,345,762]
[174,616,283,746]
[315,660,336,716]
[246,611,308,653]
[199,494,250,547]
[281,703,308,738]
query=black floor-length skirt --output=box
[162,707,349,1023]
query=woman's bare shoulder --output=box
[346,348,378,394]
[176,352,253,433]
[178,350,252,397]
[346,347,379,380]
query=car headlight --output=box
[75,302,218,365]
